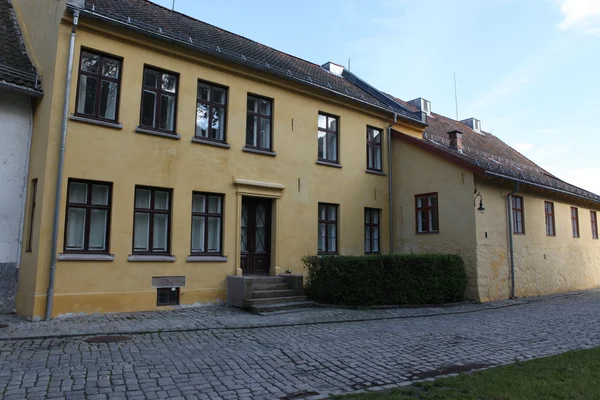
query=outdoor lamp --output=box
[474,191,485,214]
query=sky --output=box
[151,0,600,194]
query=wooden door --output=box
[240,197,271,275]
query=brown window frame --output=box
[318,203,338,255]
[318,112,340,164]
[366,126,383,172]
[415,193,439,234]
[195,80,228,143]
[157,287,179,306]
[139,65,179,134]
[544,201,555,237]
[74,48,123,123]
[63,179,113,254]
[132,186,173,255]
[26,178,38,253]
[571,207,580,238]
[511,196,525,234]
[191,192,224,255]
[245,94,273,151]
[591,211,598,240]
[364,208,381,254]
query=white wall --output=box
[0,90,32,311]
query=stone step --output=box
[248,301,315,314]
[252,289,298,299]
[253,283,289,291]
[244,295,308,306]
[247,276,285,284]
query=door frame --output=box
[233,178,284,277]
[240,196,272,276]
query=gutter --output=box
[387,114,397,253]
[0,81,43,98]
[506,183,520,299]
[67,6,426,127]
[45,9,80,321]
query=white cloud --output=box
[558,0,600,35]
[554,168,600,195]
[513,143,535,152]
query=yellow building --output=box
[11,0,600,319]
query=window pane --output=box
[367,143,373,169]
[211,106,225,141]
[81,52,99,73]
[99,80,118,120]
[89,209,107,251]
[328,117,337,132]
[247,97,258,112]
[246,115,257,146]
[144,69,159,88]
[195,103,209,137]
[364,226,371,253]
[213,87,226,105]
[141,90,157,127]
[160,94,176,131]
[260,118,271,149]
[373,210,379,224]
[260,99,271,116]
[417,210,425,232]
[364,210,370,224]
[66,208,86,250]
[191,215,205,253]
[429,195,438,207]
[153,214,168,251]
[372,129,381,143]
[327,223,336,252]
[135,189,151,209]
[161,73,177,93]
[208,196,221,214]
[69,182,88,204]
[326,133,337,161]
[318,222,326,251]
[327,206,336,221]
[318,131,326,159]
[154,191,169,210]
[192,194,206,213]
[372,237,379,253]
[318,205,326,220]
[207,217,221,252]
[198,83,210,101]
[77,75,97,115]
[134,212,150,251]
[102,58,120,78]
[318,114,327,129]
[91,185,109,205]
[374,146,382,170]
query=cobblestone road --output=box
[1,291,600,399]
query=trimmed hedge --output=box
[302,254,467,306]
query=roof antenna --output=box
[348,58,351,71]
[454,73,459,121]
[172,0,175,10]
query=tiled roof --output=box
[78,0,423,123]
[390,96,600,203]
[0,0,41,93]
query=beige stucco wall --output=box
[16,16,421,317]
[392,137,480,299]
[476,179,600,301]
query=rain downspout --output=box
[387,113,397,253]
[506,182,520,299]
[45,9,80,321]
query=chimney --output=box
[459,117,481,134]
[448,130,463,153]
[408,97,431,116]
[321,62,345,76]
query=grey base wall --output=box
[0,263,17,313]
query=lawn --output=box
[335,347,600,400]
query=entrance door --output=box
[240,197,271,275]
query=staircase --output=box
[227,275,314,313]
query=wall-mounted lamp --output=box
[474,191,485,214]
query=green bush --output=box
[302,254,467,306]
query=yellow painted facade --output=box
[14,6,424,318]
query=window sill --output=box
[316,160,342,168]
[513,233,526,236]
[243,147,277,157]
[191,137,231,149]
[128,255,176,262]
[366,169,386,176]
[135,126,181,140]
[317,252,339,256]
[58,253,115,261]
[187,255,228,262]
[416,232,440,235]
[70,114,123,129]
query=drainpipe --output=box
[45,9,80,321]
[506,182,520,299]
[387,113,397,253]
